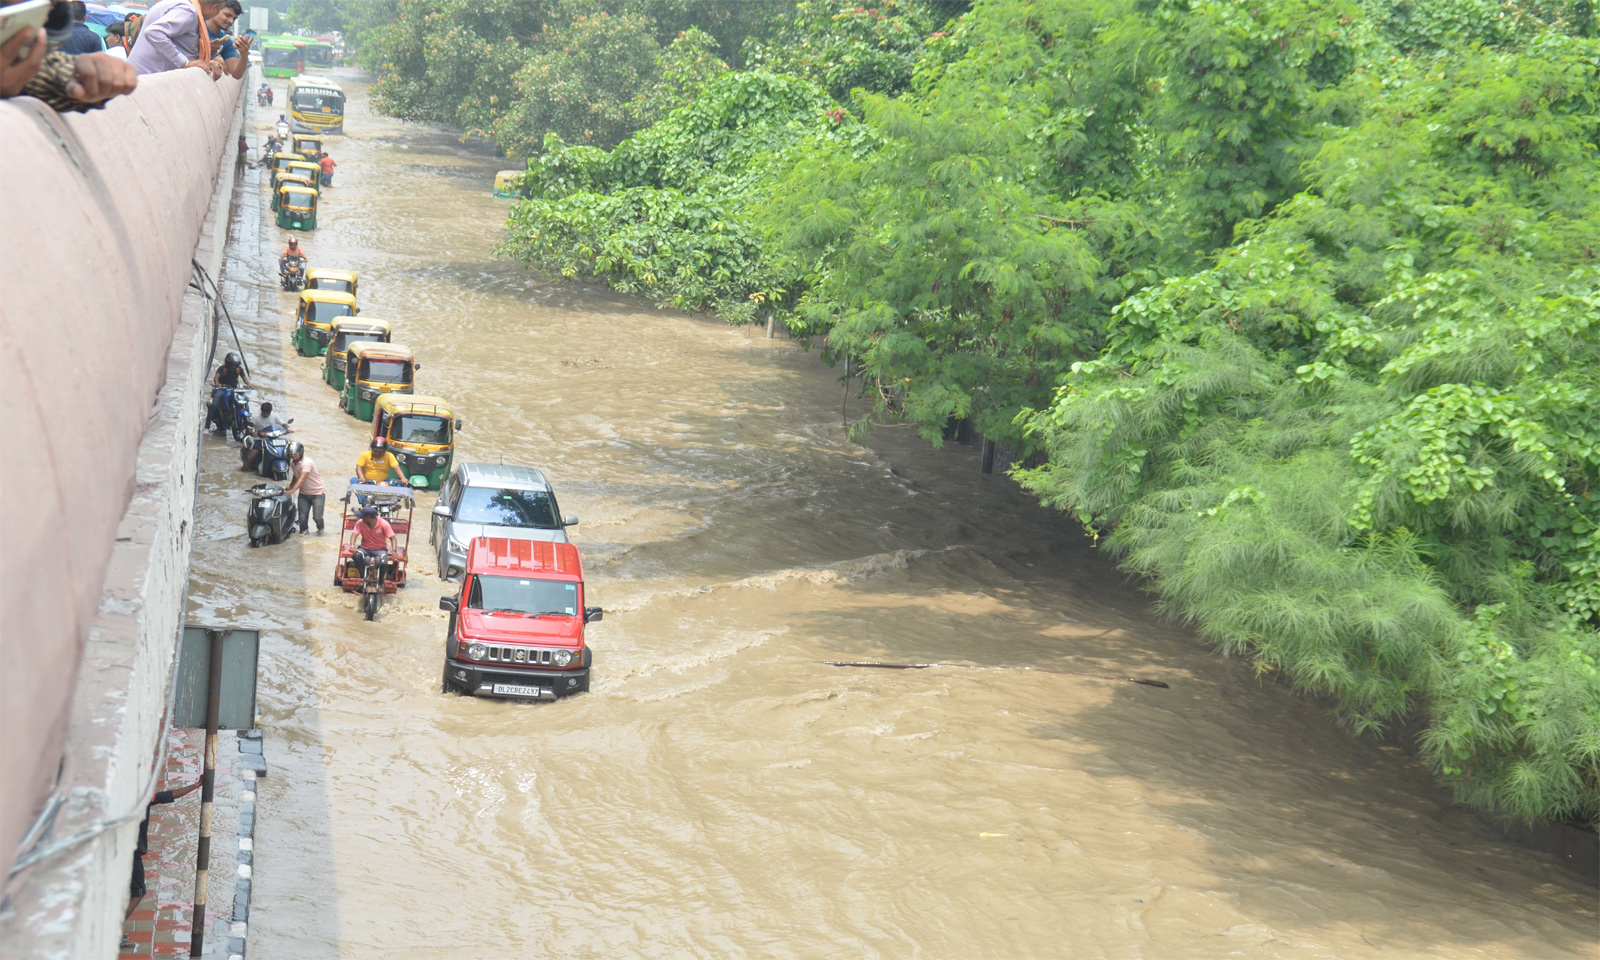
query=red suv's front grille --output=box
[483,645,555,666]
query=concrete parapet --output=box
[0,69,243,957]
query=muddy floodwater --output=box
[187,75,1598,959]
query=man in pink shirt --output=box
[284,442,324,534]
[350,505,396,578]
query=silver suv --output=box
[430,463,578,582]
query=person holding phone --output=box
[205,0,250,80]
[0,1,51,98]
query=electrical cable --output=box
[6,651,185,878]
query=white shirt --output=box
[104,45,128,60]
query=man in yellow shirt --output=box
[350,438,405,502]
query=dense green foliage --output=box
[379,0,1600,825]
[1019,37,1600,823]
[352,0,945,154]
[741,0,966,102]
[501,72,848,315]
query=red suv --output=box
[439,537,601,699]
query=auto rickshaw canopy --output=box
[278,172,316,192]
[298,288,356,323]
[270,151,300,172]
[279,185,319,211]
[376,393,457,422]
[493,170,522,197]
[330,317,390,343]
[292,134,323,158]
[307,268,359,295]
[286,159,321,181]
[348,341,417,369]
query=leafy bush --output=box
[1018,37,1600,825]
[501,72,846,314]
[740,0,961,101]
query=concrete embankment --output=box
[1,70,243,957]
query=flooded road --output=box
[190,74,1598,958]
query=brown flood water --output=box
[186,74,1598,959]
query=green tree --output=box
[1018,36,1600,825]
[741,0,958,102]
[490,11,661,154]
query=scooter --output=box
[208,388,252,441]
[247,483,296,547]
[257,89,273,107]
[276,119,289,140]
[242,421,295,481]
[280,257,306,292]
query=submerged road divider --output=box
[816,661,1170,688]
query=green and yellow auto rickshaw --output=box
[285,159,321,188]
[373,394,460,489]
[276,183,319,230]
[323,317,391,392]
[292,289,355,356]
[306,267,358,299]
[292,134,323,161]
[271,172,315,211]
[493,170,523,198]
[268,152,301,190]
[342,341,418,421]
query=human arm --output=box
[62,53,137,105]
[386,454,405,483]
[225,33,249,79]
[1,27,48,97]
[135,6,197,72]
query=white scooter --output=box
[275,117,289,140]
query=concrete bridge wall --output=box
[0,69,243,956]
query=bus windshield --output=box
[293,91,343,113]
[264,46,298,67]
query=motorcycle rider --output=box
[349,438,406,504]
[257,81,271,104]
[207,352,249,430]
[276,113,289,138]
[279,237,306,280]
[240,400,289,472]
[350,505,397,579]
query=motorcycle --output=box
[242,421,295,481]
[280,257,306,292]
[256,89,273,107]
[247,483,296,547]
[207,387,252,441]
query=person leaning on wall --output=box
[0,0,137,111]
[126,0,224,79]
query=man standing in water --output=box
[284,442,325,534]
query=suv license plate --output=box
[493,683,544,698]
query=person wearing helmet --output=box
[283,441,325,534]
[354,437,404,485]
[207,352,249,430]
[279,237,306,278]
[349,504,396,579]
